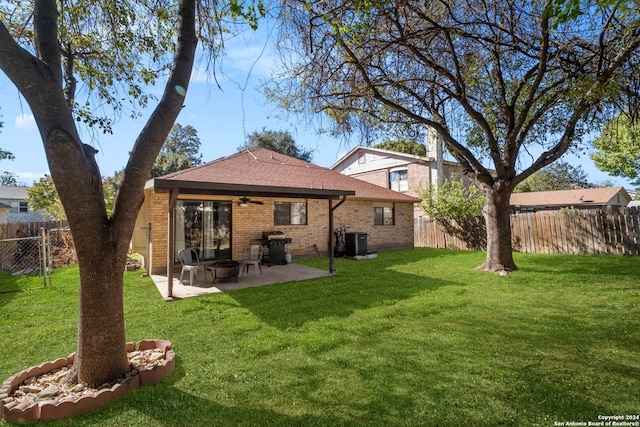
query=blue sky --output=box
[0,22,352,184]
[0,22,634,189]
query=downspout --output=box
[329,195,348,273]
[167,189,178,298]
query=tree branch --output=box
[111,0,197,229]
[33,0,62,81]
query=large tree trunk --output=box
[478,188,517,273]
[0,0,197,388]
[46,129,134,387]
[70,238,130,387]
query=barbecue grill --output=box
[260,231,292,266]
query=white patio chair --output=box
[242,245,263,276]
[178,248,205,285]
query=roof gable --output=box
[331,146,428,173]
[155,148,419,203]
[0,186,29,200]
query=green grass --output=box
[0,270,45,293]
[1,248,639,426]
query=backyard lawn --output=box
[0,248,638,426]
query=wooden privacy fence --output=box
[415,207,640,255]
[0,220,69,240]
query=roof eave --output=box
[153,178,355,199]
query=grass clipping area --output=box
[0,248,639,426]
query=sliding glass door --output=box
[175,200,231,262]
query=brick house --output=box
[331,134,474,217]
[135,148,419,280]
[0,186,52,223]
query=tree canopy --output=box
[27,175,66,219]
[419,173,485,219]
[373,140,427,157]
[150,123,203,178]
[238,128,313,162]
[514,162,593,192]
[273,0,640,272]
[591,113,640,185]
[28,171,127,219]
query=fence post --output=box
[40,227,48,288]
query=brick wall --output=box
[407,163,430,197]
[148,192,169,275]
[334,199,415,252]
[144,192,415,274]
[348,170,389,189]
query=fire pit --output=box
[207,260,240,283]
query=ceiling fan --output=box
[238,196,263,207]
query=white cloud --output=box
[4,171,49,186]
[189,29,277,85]
[14,114,36,131]
[225,44,276,77]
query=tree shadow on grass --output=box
[223,266,467,330]
[73,329,627,427]
[0,271,42,290]
[67,355,353,427]
[0,272,44,310]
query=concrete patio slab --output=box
[151,262,334,300]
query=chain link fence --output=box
[0,222,148,293]
[0,225,78,293]
[0,229,47,292]
[46,227,77,278]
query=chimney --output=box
[426,126,443,190]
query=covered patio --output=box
[136,148,418,299]
[151,262,333,300]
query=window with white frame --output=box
[389,168,408,192]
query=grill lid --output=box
[263,231,286,240]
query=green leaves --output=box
[27,175,67,220]
[591,113,640,185]
[228,0,266,30]
[149,123,203,178]
[514,161,593,192]
[419,174,485,219]
[239,128,314,162]
[373,140,427,156]
[545,0,640,29]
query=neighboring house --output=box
[0,186,52,223]
[509,187,632,212]
[331,130,475,216]
[0,202,11,223]
[136,148,419,278]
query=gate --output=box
[0,229,48,292]
[0,226,78,293]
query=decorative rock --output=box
[0,340,175,423]
[68,383,85,393]
[37,385,60,399]
[19,385,41,394]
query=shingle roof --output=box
[154,148,419,203]
[0,186,29,200]
[510,186,631,208]
[330,145,459,170]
